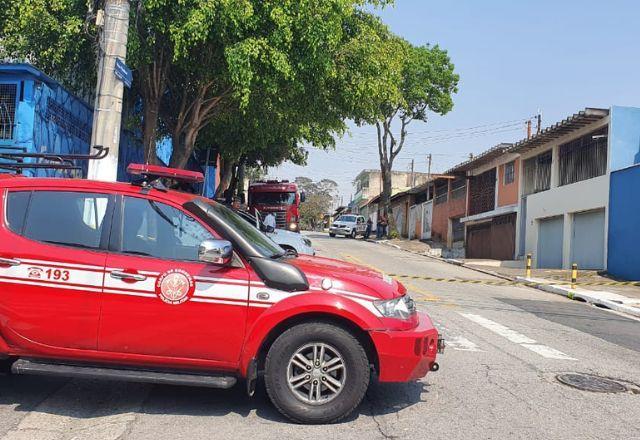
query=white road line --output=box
[460,313,577,360]
[447,335,483,352]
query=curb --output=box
[368,239,640,319]
[516,277,640,319]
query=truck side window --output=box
[122,196,214,261]
[5,191,31,234]
[22,191,109,249]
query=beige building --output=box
[352,169,430,213]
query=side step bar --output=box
[12,359,237,389]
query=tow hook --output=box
[437,336,446,354]
[430,362,440,372]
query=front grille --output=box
[274,211,287,228]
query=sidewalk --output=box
[371,237,640,318]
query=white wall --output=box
[525,174,609,269]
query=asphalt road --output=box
[1,233,639,440]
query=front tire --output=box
[265,322,370,424]
[329,233,336,237]
[349,229,356,239]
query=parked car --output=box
[329,214,367,238]
[235,210,315,256]
[0,165,443,424]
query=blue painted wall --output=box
[1,65,92,177]
[609,106,640,172]
[1,64,217,193]
[607,164,640,280]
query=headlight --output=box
[373,295,416,320]
[289,222,298,230]
[303,238,312,247]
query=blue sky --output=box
[269,0,640,203]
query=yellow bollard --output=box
[571,263,578,289]
[526,253,532,279]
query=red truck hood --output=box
[289,255,405,300]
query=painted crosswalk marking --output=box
[460,313,577,360]
[447,335,483,352]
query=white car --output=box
[237,211,315,256]
[329,214,367,238]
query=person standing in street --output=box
[365,218,372,239]
[263,212,276,233]
[379,213,388,239]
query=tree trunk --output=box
[215,158,234,198]
[142,99,159,165]
[169,127,198,169]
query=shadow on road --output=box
[0,373,430,424]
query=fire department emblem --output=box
[155,269,195,305]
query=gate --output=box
[571,209,605,269]
[537,216,564,268]
[421,201,433,240]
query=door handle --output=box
[110,270,147,282]
[0,257,21,267]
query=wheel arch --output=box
[255,312,379,375]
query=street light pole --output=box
[87,0,130,182]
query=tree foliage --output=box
[295,176,338,230]
[358,36,459,227]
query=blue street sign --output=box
[114,58,132,88]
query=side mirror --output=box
[300,192,306,203]
[198,239,233,266]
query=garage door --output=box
[571,209,605,269]
[466,222,492,259]
[537,216,564,269]
[491,214,516,260]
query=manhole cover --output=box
[556,373,627,393]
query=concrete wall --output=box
[609,106,640,172]
[497,158,520,207]
[607,164,640,280]
[525,174,609,269]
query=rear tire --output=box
[264,322,370,424]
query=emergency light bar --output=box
[126,163,204,183]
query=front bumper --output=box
[369,312,442,382]
[329,227,351,235]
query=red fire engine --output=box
[248,180,304,232]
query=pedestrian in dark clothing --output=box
[379,214,388,238]
[365,218,372,239]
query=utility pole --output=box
[537,111,542,135]
[526,119,532,139]
[87,0,130,182]
[410,158,415,187]
[426,153,432,180]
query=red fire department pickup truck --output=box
[0,164,442,424]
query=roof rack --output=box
[0,145,109,174]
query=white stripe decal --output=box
[102,289,156,298]
[0,277,102,293]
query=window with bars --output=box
[504,161,515,185]
[0,83,18,140]
[434,181,448,205]
[523,151,552,195]
[559,128,608,186]
[450,177,467,200]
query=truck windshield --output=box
[337,215,356,222]
[251,192,296,205]
[197,199,285,259]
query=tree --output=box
[358,38,459,230]
[295,177,338,230]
